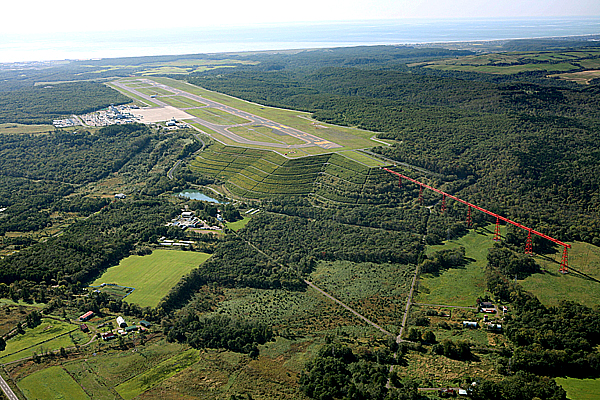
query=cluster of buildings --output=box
[77,311,152,341]
[461,301,509,332]
[53,116,81,128]
[165,210,220,231]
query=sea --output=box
[1,17,600,63]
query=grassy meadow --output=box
[521,241,600,306]
[0,318,82,363]
[416,226,501,307]
[555,377,600,400]
[19,365,90,400]
[91,249,211,308]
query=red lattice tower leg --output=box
[559,246,569,274]
[466,206,472,228]
[525,229,533,255]
[493,216,501,242]
[419,185,424,205]
[441,194,447,213]
[398,177,402,188]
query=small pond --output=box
[177,189,224,203]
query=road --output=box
[397,264,419,343]
[0,373,19,400]
[111,79,342,150]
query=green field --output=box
[555,377,600,400]
[410,49,600,75]
[520,241,600,306]
[225,216,252,231]
[0,318,80,363]
[19,365,90,400]
[135,87,175,97]
[416,226,503,306]
[0,123,55,134]
[115,348,201,399]
[91,250,212,307]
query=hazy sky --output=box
[4,0,600,34]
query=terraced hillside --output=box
[189,144,386,202]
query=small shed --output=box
[79,311,94,322]
[102,332,116,341]
[80,324,89,333]
[463,321,478,329]
[139,320,152,328]
[117,316,127,328]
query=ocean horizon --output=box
[2,17,600,63]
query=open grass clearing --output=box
[520,241,600,306]
[91,249,212,308]
[555,377,600,400]
[425,62,578,74]
[225,216,252,231]
[339,150,387,167]
[106,82,160,107]
[552,69,600,84]
[0,123,55,135]
[115,348,201,399]
[18,365,90,400]
[0,318,80,363]
[417,226,501,307]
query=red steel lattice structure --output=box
[384,168,571,273]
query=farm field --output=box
[91,250,212,308]
[409,49,600,74]
[18,365,90,400]
[416,225,502,307]
[0,318,83,364]
[521,241,600,306]
[555,377,600,400]
[115,348,201,399]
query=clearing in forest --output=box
[91,250,211,308]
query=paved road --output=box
[0,374,19,400]
[112,79,342,150]
[167,160,182,180]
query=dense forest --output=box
[0,81,130,124]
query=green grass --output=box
[19,366,90,400]
[0,123,55,134]
[555,377,600,400]
[0,318,77,363]
[91,250,212,308]
[416,226,502,307]
[115,348,201,399]
[106,83,160,107]
[226,216,252,231]
[338,150,388,168]
[185,107,250,125]
[157,95,207,108]
[136,87,175,97]
[520,241,600,306]
[229,125,306,145]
